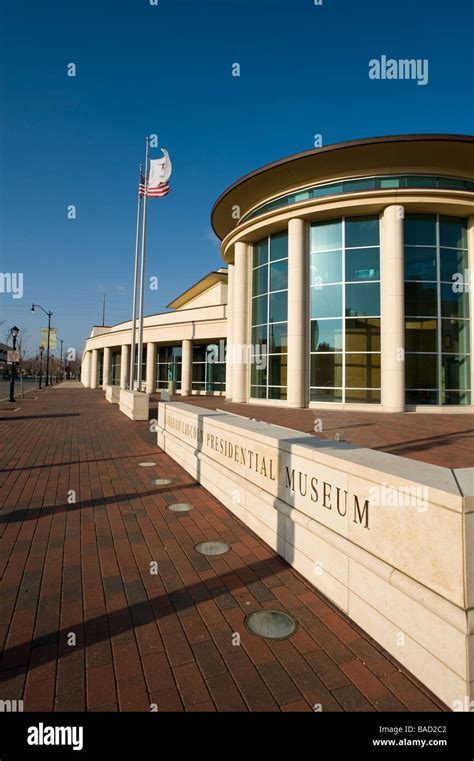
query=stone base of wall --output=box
[105,385,120,404]
[157,401,474,710]
[119,389,149,421]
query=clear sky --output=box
[1,0,473,357]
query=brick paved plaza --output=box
[0,383,453,712]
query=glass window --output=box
[269,231,288,261]
[345,248,380,281]
[251,361,267,386]
[310,353,343,388]
[405,354,438,389]
[252,294,267,326]
[345,216,379,248]
[251,231,288,399]
[310,250,342,285]
[269,355,287,386]
[252,264,268,295]
[269,291,287,323]
[441,319,470,354]
[311,220,342,252]
[310,387,343,403]
[441,284,470,318]
[345,353,381,389]
[405,319,437,353]
[404,247,437,281]
[269,322,288,353]
[345,318,380,352]
[251,324,267,351]
[406,389,439,405]
[439,216,468,249]
[405,282,437,316]
[440,248,468,283]
[345,389,381,404]
[442,355,470,390]
[345,283,380,316]
[311,284,342,319]
[404,214,437,246]
[253,238,268,268]
[268,386,287,400]
[270,260,288,291]
[311,319,343,352]
[442,390,471,405]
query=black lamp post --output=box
[31,304,53,387]
[57,337,64,381]
[50,355,54,386]
[38,346,44,390]
[9,325,20,403]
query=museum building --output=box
[82,134,474,412]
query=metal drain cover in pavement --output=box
[139,462,156,467]
[245,610,297,640]
[150,478,172,485]
[168,502,193,512]
[194,541,230,556]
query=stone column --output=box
[287,218,307,407]
[181,339,192,396]
[90,349,99,389]
[381,205,405,412]
[81,351,91,387]
[102,347,111,389]
[468,216,474,403]
[225,263,234,399]
[232,242,249,403]
[145,342,157,394]
[120,344,129,390]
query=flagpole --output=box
[137,137,150,392]
[129,163,143,391]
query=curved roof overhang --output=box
[211,134,474,241]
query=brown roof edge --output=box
[210,133,474,237]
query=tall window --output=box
[250,232,288,399]
[192,343,226,392]
[310,216,381,403]
[404,214,470,405]
[111,351,121,385]
[156,346,182,390]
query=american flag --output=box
[138,168,170,198]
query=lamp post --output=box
[38,346,44,390]
[31,304,53,387]
[9,325,20,403]
[50,355,55,386]
[57,338,64,381]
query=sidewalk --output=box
[0,384,447,712]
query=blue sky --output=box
[1,0,473,356]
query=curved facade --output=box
[213,134,474,411]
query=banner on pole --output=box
[40,328,57,349]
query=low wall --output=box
[157,401,474,709]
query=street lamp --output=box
[31,304,53,387]
[57,337,64,381]
[9,325,20,403]
[38,346,44,390]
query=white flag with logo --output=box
[147,148,171,197]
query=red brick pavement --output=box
[0,384,448,712]
[177,396,474,469]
